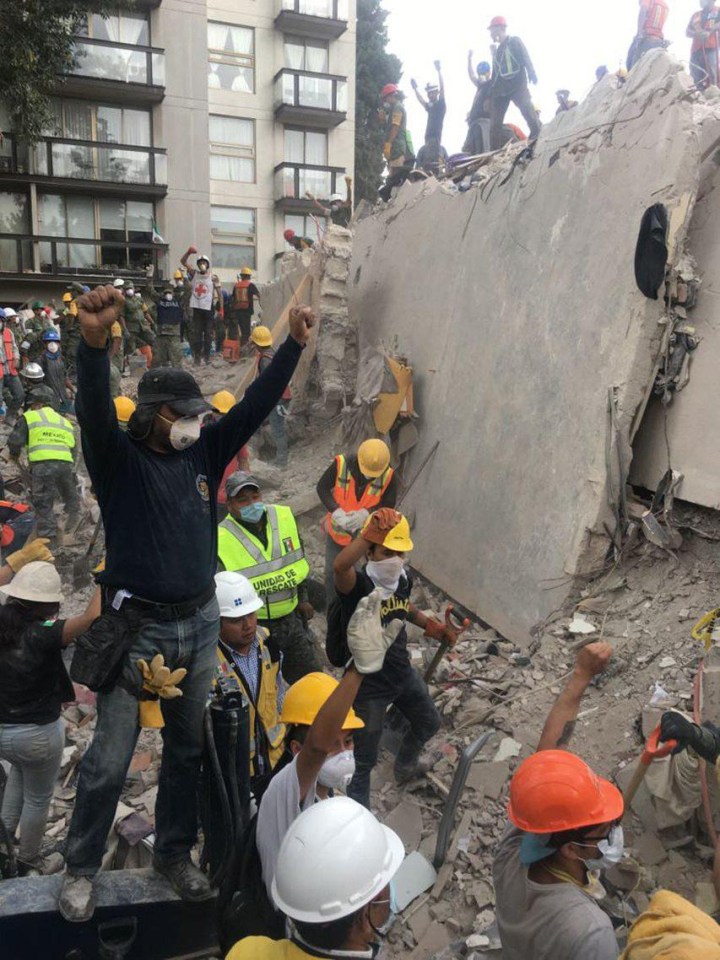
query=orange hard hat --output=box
[489,15,507,28]
[381,83,399,100]
[507,750,624,833]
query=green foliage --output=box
[354,0,402,202]
[0,1,116,144]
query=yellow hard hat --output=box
[241,267,252,277]
[251,325,273,348]
[114,396,136,423]
[62,292,73,303]
[357,438,391,478]
[280,673,365,730]
[212,389,236,414]
[173,269,183,280]
[383,515,414,552]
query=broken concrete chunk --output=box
[383,801,424,854]
[568,615,598,636]
[493,737,522,763]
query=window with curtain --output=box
[208,22,255,92]
[209,115,255,183]
[90,11,149,46]
[0,191,29,234]
[211,205,256,269]
[284,37,329,72]
[284,129,327,165]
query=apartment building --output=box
[0,0,356,300]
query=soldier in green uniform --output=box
[59,293,82,383]
[144,282,184,368]
[121,282,155,357]
[21,301,48,363]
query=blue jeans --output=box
[65,596,219,874]
[268,406,288,467]
[0,718,65,861]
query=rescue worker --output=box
[173,268,192,344]
[147,284,184,368]
[379,84,413,202]
[22,302,47,363]
[214,571,286,789]
[306,174,353,228]
[231,267,262,349]
[251,326,290,468]
[217,471,319,684]
[464,56,492,154]
[58,285,313,922]
[113,396,135,431]
[7,386,80,542]
[180,246,215,366]
[40,329,74,415]
[494,641,621,960]
[627,0,669,69]
[487,16,541,151]
[59,292,82,382]
[208,390,251,519]
[229,796,404,960]
[411,60,447,146]
[555,89,578,114]
[122,281,155,368]
[333,509,454,807]
[282,229,314,252]
[316,438,397,602]
[688,0,720,90]
[0,308,24,420]
[19,362,45,392]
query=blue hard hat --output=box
[478,61,491,74]
[42,329,61,342]
[0,309,5,320]
[82,285,90,293]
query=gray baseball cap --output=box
[226,471,260,498]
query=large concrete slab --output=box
[349,53,709,645]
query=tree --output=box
[354,0,402,203]
[0,2,115,145]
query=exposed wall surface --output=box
[349,53,714,645]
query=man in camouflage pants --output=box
[146,283,184,368]
[122,283,155,359]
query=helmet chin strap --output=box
[291,926,374,959]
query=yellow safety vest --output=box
[216,629,285,778]
[226,937,316,960]
[24,407,75,464]
[217,505,309,620]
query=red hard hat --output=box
[283,229,295,240]
[381,83,399,99]
[507,750,624,833]
[489,15,508,28]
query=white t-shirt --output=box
[493,825,619,960]
[189,270,214,311]
[256,756,318,901]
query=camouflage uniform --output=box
[123,297,155,354]
[22,315,46,362]
[59,310,82,381]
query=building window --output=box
[209,115,255,182]
[83,11,150,46]
[208,23,255,93]
[284,128,328,165]
[0,190,30,273]
[284,36,329,73]
[46,100,152,146]
[211,205,256,269]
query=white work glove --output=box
[347,589,401,674]
[343,509,370,534]
[332,508,351,532]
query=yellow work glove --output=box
[383,141,392,161]
[6,537,54,572]
[136,654,187,729]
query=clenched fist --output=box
[78,284,124,348]
[288,304,316,346]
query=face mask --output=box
[126,289,135,298]
[157,414,202,451]
[317,750,355,789]
[520,832,556,865]
[239,501,265,524]
[366,557,405,598]
[163,293,173,302]
[198,264,208,274]
[46,342,59,354]
[574,825,624,872]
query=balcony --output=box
[0,134,167,199]
[274,69,347,127]
[274,162,346,212]
[61,38,165,104]
[0,234,166,281]
[275,0,348,39]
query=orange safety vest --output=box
[1,328,18,376]
[233,280,252,310]
[323,454,394,546]
[641,0,668,38]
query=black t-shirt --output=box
[330,206,351,228]
[424,97,447,142]
[337,569,413,700]
[0,620,73,724]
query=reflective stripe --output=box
[24,407,75,464]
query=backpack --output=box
[325,596,351,668]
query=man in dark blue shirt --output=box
[59,283,314,923]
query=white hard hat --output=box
[215,571,263,618]
[271,796,405,924]
[197,253,210,264]
[113,278,125,288]
[3,307,16,318]
[1,561,63,604]
[20,362,44,380]
[330,193,344,203]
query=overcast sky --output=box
[382,0,698,152]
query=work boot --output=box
[22,851,64,876]
[153,857,214,902]
[58,873,96,923]
[394,755,433,784]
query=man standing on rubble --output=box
[181,246,215,366]
[411,62,446,148]
[217,470,319,684]
[316,438,397,603]
[379,84,413,201]
[494,641,622,960]
[464,56,492,154]
[627,0,669,69]
[688,0,720,90]
[57,283,314,923]
[487,16,541,151]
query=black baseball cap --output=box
[137,367,215,417]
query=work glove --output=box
[383,142,392,161]
[660,711,720,764]
[424,618,458,648]
[347,589,399,674]
[137,654,187,699]
[332,508,352,532]
[361,508,402,546]
[343,509,370,534]
[410,78,418,90]
[6,537,54,572]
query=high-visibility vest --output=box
[24,407,75,464]
[0,327,17,376]
[216,629,285,778]
[641,0,668,38]
[323,454,394,546]
[217,505,309,620]
[233,280,252,310]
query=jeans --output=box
[324,535,344,607]
[0,718,65,861]
[65,596,219,874]
[347,669,441,809]
[268,406,288,467]
[489,84,541,150]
